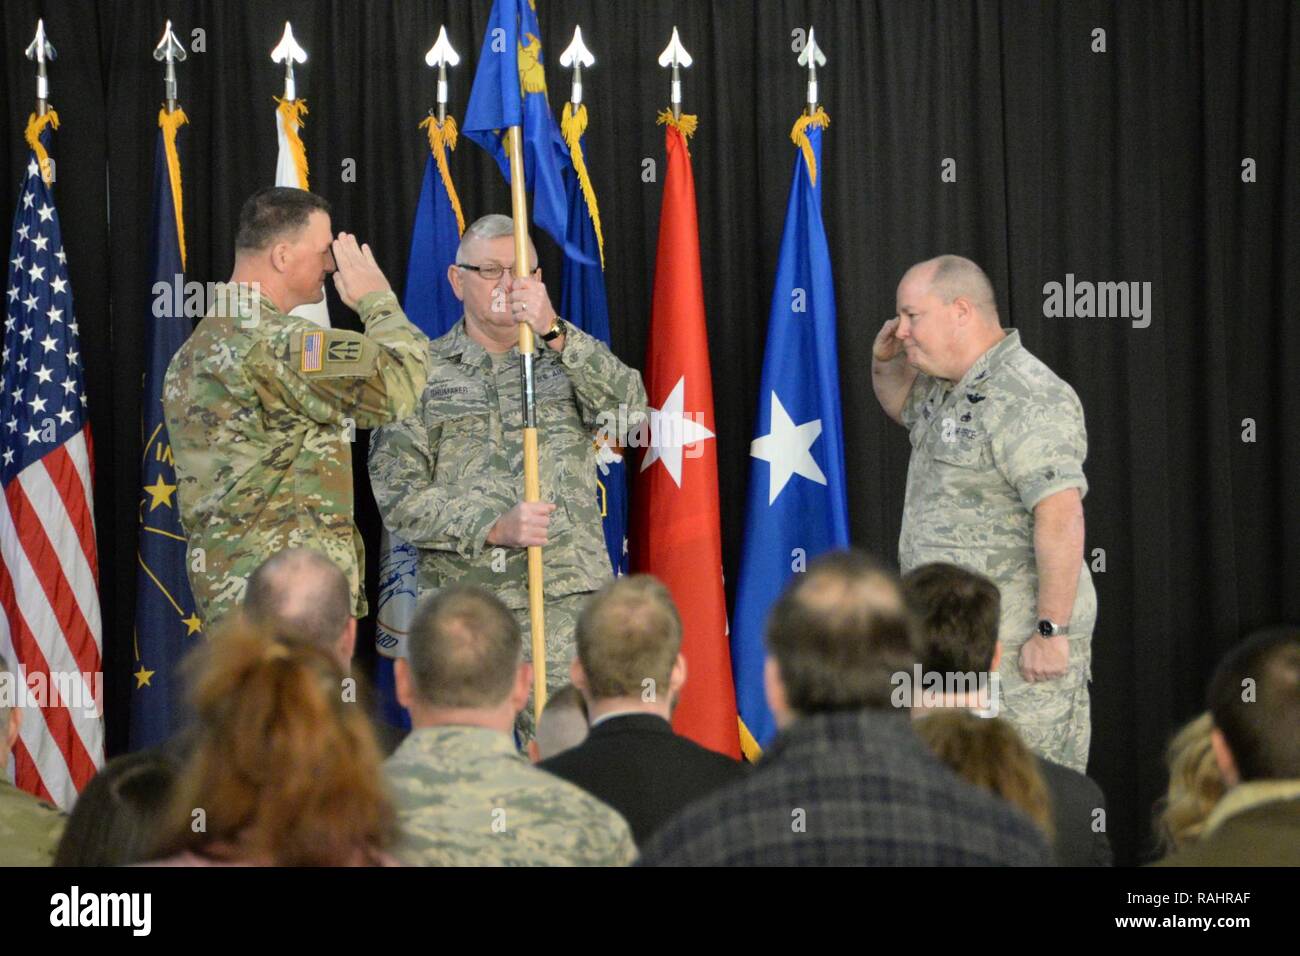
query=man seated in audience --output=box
[0,653,65,865]
[386,584,637,865]
[539,576,744,845]
[243,548,357,670]
[903,562,1113,865]
[529,684,589,763]
[638,550,1050,866]
[1156,626,1300,866]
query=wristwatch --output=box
[541,316,566,342]
[1037,619,1068,638]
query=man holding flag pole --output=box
[369,1,645,737]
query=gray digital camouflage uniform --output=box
[898,329,1096,772]
[368,318,647,724]
[0,778,64,865]
[163,285,429,627]
[385,724,637,866]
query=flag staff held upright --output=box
[800,26,826,116]
[658,27,692,122]
[505,127,548,718]
[427,25,460,125]
[271,21,307,102]
[25,19,56,117]
[154,20,187,115]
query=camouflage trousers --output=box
[511,591,591,744]
[998,632,1092,773]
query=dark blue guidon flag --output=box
[730,112,850,759]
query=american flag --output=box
[1,127,104,809]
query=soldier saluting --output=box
[164,187,430,627]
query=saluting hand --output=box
[873,317,904,363]
[331,232,392,312]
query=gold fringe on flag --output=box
[158,108,190,270]
[560,103,605,269]
[418,114,466,236]
[275,97,311,190]
[24,109,60,186]
[790,107,830,187]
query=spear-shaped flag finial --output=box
[657,27,692,120]
[25,19,57,115]
[271,21,308,102]
[153,20,188,113]
[425,25,460,123]
[559,26,594,106]
[797,26,826,113]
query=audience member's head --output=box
[902,562,1002,675]
[573,575,685,716]
[915,710,1054,840]
[54,751,178,866]
[532,684,589,762]
[0,652,18,775]
[764,550,915,728]
[243,548,356,669]
[396,585,530,734]
[152,614,393,865]
[1206,626,1300,786]
[1153,711,1226,853]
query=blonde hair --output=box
[1153,712,1226,852]
[153,615,394,865]
[915,710,1054,840]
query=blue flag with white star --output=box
[731,115,849,758]
[131,111,202,750]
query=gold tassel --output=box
[418,114,466,236]
[158,108,190,270]
[560,103,605,269]
[275,97,311,191]
[24,109,61,186]
[789,107,830,187]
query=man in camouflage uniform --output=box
[386,585,637,865]
[164,188,429,627]
[0,653,65,865]
[369,214,646,736]
[873,255,1096,772]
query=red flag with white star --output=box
[631,115,739,758]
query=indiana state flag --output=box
[373,113,468,730]
[559,100,626,574]
[731,110,849,759]
[463,0,590,263]
[131,108,203,750]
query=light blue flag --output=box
[374,120,466,731]
[731,115,850,758]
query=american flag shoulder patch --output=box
[301,330,325,372]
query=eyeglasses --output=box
[456,262,539,281]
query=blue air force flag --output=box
[731,113,850,758]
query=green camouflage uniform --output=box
[385,724,637,866]
[368,318,647,725]
[898,330,1096,772]
[0,778,65,865]
[163,285,429,627]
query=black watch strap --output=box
[541,317,565,342]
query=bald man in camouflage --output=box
[873,255,1097,772]
[164,187,429,627]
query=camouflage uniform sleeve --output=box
[898,371,931,429]
[247,291,430,429]
[368,411,516,557]
[556,323,648,431]
[991,385,1090,510]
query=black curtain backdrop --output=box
[1,0,1296,866]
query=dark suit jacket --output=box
[638,709,1051,866]
[539,713,745,846]
[1037,756,1112,866]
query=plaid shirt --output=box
[639,709,1051,866]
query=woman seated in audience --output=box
[1151,711,1226,855]
[54,750,178,866]
[146,615,396,866]
[914,710,1054,842]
